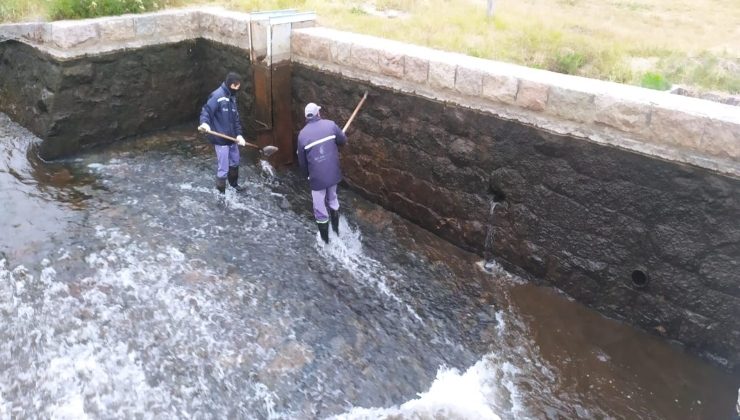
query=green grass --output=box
[375,0,415,11]
[553,51,587,75]
[3,0,739,94]
[0,0,186,21]
[611,0,652,11]
[655,52,740,93]
[0,0,46,22]
[49,0,163,20]
[640,72,671,90]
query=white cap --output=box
[304,102,321,118]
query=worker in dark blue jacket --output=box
[297,102,347,243]
[198,72,247,193]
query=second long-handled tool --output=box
[202,129,279,157]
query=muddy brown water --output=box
[0,113,737,419]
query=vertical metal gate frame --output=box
[246,10,316,166]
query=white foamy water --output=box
[318,219,423,323]
[331,305,534,420]
[260,160,276,177]
[0,390,8,419]
[476,259,526,285]
[0,227,286,418]
[334,361,501,420]
[178,182,279,223]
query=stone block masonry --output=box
[291,27,740,178]
[2,10,736,172]
[0,8,259,159]
[0,38,253,159]
[292,66,740,370]
[289,27,739,368]
[0,8,312,159]
[292,28,740,369]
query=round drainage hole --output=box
[631,269,649,288]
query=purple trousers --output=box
[312,184,339,222]
[215,144,240,178]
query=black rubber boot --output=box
[317,221,330,243]
[329,209,340,235]
[216,177,226,194]
[227,166,246,192]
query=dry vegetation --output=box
[3,0,739,93]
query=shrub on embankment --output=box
[49,0,188,20]
[0,0,185,22]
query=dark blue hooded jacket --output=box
[199,83,243,146]
[297,117,347,191]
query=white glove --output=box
[236,135,246,147]
[198,123,210,133]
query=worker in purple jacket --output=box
[198,72,247,194]
[297,102,348,243]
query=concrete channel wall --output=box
[0,8,258,158]
[291,27,740,178]
[290,28,740,371]
[0,9,738,370]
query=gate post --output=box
[248,10,315,167]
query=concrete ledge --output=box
[291,27,740,178]
[51,19,100,49]
[0,22,51,43]
[0,7,249,57]
[197,8,251,50]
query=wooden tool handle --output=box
[203,129,259,150]
[343,91,368,133]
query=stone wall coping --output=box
[0,7,253,57]
[300,27,740,121]
[0,7,319,60]
[292,27,722,112]
[292,26,740,177]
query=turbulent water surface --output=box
[0,113,737,419]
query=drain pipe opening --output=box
[631,269,649,288]
[487,185,506,202]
